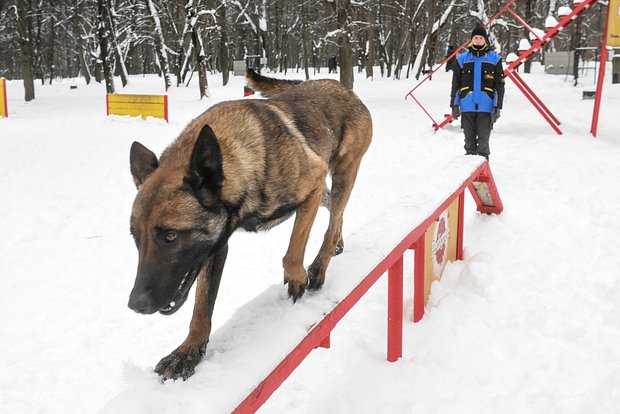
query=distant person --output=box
[445,45,457,72]
[328,56,338,73]
[450,26,505,161]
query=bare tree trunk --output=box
[48,0,56,85]
[523,0,535,73]
[71,1,91,84]
[105,1,128,87]
[16,0,35,101]
[97,0,115,93]
[188,0,208,98]
[216,4,229,86]
[301,2,310,80]
[332,0,354,89]
[146,0,171,90]
[571,17,582,85]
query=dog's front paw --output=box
[154,344,205,381]
[287,279,306,303]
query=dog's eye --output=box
[165,231,177,243]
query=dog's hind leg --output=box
[283,186,323,302]
[308,116,372,290]
[308,159,361,291]
[155,244,228,381]
[321,182,345,256]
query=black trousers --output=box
[461,112,492,160]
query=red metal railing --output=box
[233,161,502,413]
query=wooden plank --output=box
[107,93,166,104]
[106,94,168,121]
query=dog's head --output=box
[127,125,228,315]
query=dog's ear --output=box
[130,141,159,188]
[185,124,224,208]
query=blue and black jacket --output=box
[451,44,505,113]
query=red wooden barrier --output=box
[233,160,502,413]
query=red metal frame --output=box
[164,95,169,122]
[505,70,562,135]
[233,161,502,413]
[1,78,7,117]
[406,0,601,135]
[590,3,611,137]
[387,256,403,361]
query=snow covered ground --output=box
[1,64,619,414]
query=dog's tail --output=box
[245,68,303,97]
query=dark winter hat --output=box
[471,26,489,43]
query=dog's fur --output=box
[128,68,372,380]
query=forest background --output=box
[0,0,609,99]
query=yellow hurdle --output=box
[106,93,168,122]
[0,78,7,118]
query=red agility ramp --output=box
[405,0,604,136]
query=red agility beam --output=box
[234,160,502,412]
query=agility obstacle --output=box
[106,93,168,122]
[405,0,606,136]
[101,156,502,414]
[0,78,7,118]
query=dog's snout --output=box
[128,288,156,314]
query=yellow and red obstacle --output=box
[0,78,8,118]
[106,93,168,122]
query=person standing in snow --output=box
[450,26,505,160]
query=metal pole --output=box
[387,256,403,362]
[590,3,611,137]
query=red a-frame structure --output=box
[405,0,610,137]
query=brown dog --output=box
[128,69,372,380]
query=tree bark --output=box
[16,0,35,101]
[188,0,208,98]
[146,0,171,90]
[70,1,91,84]
[216,3,229,86]
[523,0,535,74]
[301,2,310,80]
[97,0,115,93]
[332,0,354,89]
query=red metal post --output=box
[506,6,544,43]
[105,94,109,117]
[505,70,563,135]
[164,95,169,122]
[509,70,561,126]
[408,92,442,129]
[319,335,331,349]
[590,3,610,137]
[413,235,426,323]
[456,192,465,261]
[1,78,7,117]
[387,256,403,362]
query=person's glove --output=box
[491,107,501,123]
[451,105,460,120]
